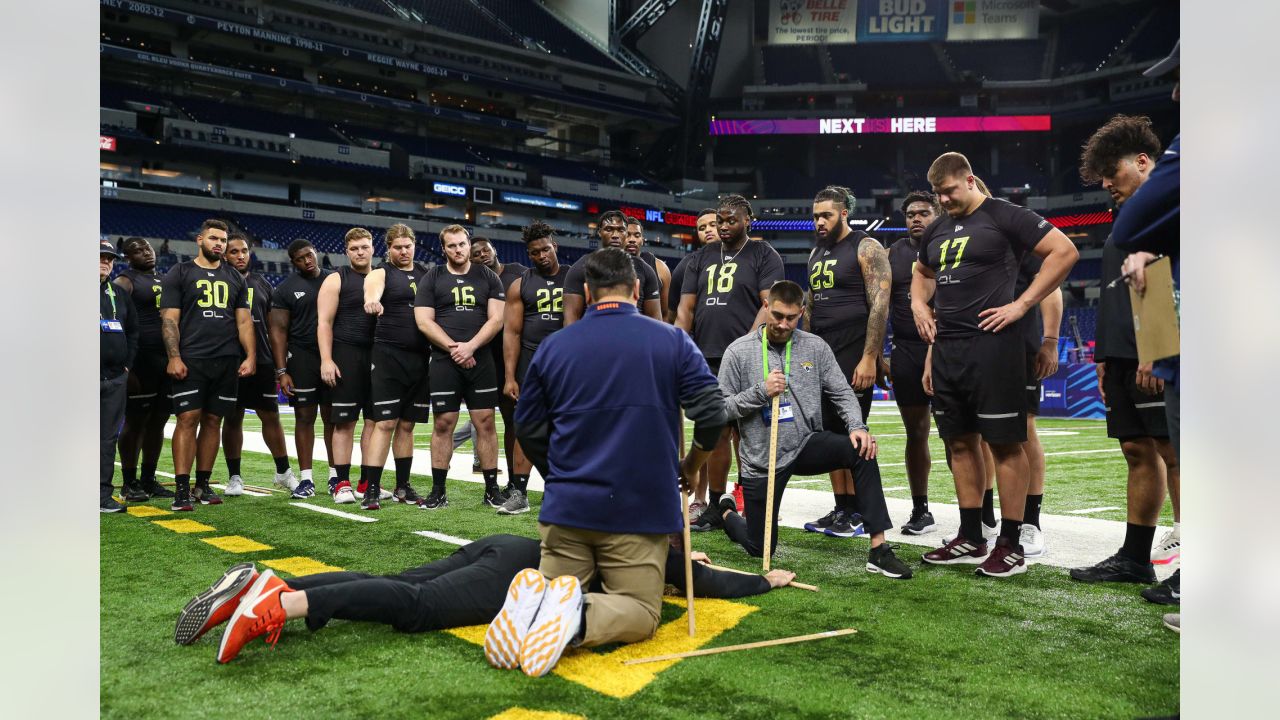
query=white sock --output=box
[1172,521,1180,538]
[301,469,313,482]
[329,467,338,479]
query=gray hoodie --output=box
[718,326,866,478]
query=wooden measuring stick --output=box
[681,487,696,637]
[762,394,781,571]
[702,563,819,592]
[623,628,857,665]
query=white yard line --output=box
[289,502,378,523]
[412,530,471,546]
[1068,506,1122,514]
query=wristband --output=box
[275,367,288,377]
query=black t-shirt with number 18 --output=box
[918,198,1052,339]
[680,240,785,360]
[414,262,505,352]
[160,260,250,360]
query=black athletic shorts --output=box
[1025,352,1042,416]
[817,327,873,433]
[429,348,498,414]
[370,343,430,423]
[1103,357,1169,440]
[237,363,280,412]
[889,338,930,408]
[169,356,239,417]
[285,346,325,407]
[127,348,170,414]
[329,342,374,424]
[515,346,535,387]
[930,332,1027,444]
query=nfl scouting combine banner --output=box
[946,0,1040,41]
[857,0,946,42]
[709,114,1051,136]
[768,0,859,44]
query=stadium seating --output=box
[1054,3,1150,75]
[1114,3,1179,66]
[762,46,824,86]
[827,44,947,88]
[945,40,1046,82]
[325,0,400,19]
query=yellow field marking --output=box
[126,505,172,518]
[202,536,274,553]
[488,709,586,720]
[263,556,345,576]
[152,519,216,534]
[449,597,758,698]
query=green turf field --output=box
[101,408,1178,719]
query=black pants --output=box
[101,372,127,503]
[288,534,540,633]
[724,431,892,557]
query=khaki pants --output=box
[537,522,668,647]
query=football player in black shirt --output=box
[562,211,661,325]
[160,219,255,511]
[414,225,507,509]
[317,228,378,503]
[624,217,673,320]
[665,208,719,326]
[499,221,568,515]
[114,237,173,501]
[270,240,332,495]
[221,234,292,497]
[802,186,891,538]
[1071,115,1181,588]
[888,192,940,535]
[912,153,1078,578]
[359,224,428,508]
[676,195,785,532]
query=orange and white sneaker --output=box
[518,575,583,678]
[216,570,289,664]
[174,563,257,645]
[484,569,547,670]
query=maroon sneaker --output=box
[922,536,989,564]
[975,536,1027,578]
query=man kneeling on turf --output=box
[176,534,793,663]
[717,281,912,579]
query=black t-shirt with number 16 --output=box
[917,198,1052,339]
[160,260,250,359]
[414,263,505,353]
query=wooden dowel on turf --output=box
[681,487,696,637]
[702,563,819,592]
[762,394,781,572]
[623,628,857,665]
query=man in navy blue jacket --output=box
[495,247,728,678]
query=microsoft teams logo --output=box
[953,1,976,24]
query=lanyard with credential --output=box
[761,328,791,389]
[103,282,118,320]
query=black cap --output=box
[1143,40,1179,78]
[100,239,120,258]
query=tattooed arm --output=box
[161,308,188,380]
[854,236,891,391]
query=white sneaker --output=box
[332,481,356,505]
[943,521,998,545]
[519,575,583,677]
[1152,525,1180,565]
[274,469,298,492]
[484,569,547,670]
[1019,524,1046,558]
[225,475,245,497]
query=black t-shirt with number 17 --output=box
[414,263,505,353]
[917,198,1052,339]
[160,260,250,360]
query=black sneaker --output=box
[122,483,151,503]
[867,544,913,579]
[690,500,727,532]
[497,485,515,503]
[1141,569,1180,605]
[360,483,381,511]
[901,508,938,535]
[803,507,839,533]
[100,497,126,513]
[393,483,421,504]
[192,482,223,505]
[483,486,505,508]
[1069,553,1156,584]
[472,460,482,474]
[419,488,448,510]
[824,511,866,538]
[144,481,175,499]
[171,488,195,512]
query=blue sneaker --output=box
[291,479,316,499]
[824,510,866,538]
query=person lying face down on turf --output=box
[174,533,796,663]
[715,280,913,579]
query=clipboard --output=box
[1129,256,1180,364]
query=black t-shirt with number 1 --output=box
[680,240,785,359]
[160,260,250,360]
[414,262,505,353]
[917,198,1052,339]
[244,272,275,365]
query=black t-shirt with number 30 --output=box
[414,263,505,352]
[160,260,249,359]
[917,198,1052,339]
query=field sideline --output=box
[101,405,1178,718]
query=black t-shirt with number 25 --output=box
[918,198,1052,339]
[160,260,250,359]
